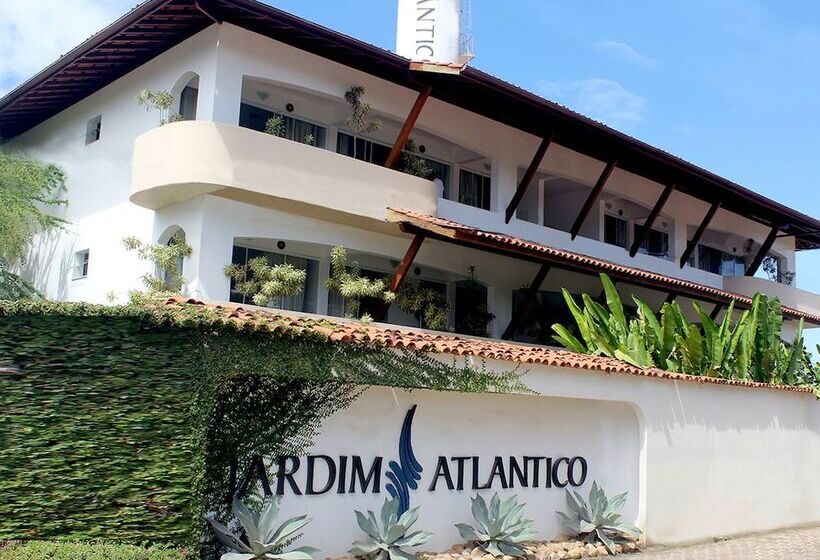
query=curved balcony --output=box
[723,275,820,318]
[130,121,438,223]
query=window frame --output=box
[72,249,90,280]
[85,115,102,145]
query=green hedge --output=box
[0,541,188,560]
[0,300,526,552]
[0,314,197,541]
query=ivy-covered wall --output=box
[0,301,527,551]
[0,313,198,541]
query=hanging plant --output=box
[344,86,382,136]
[456,267,495,337]
[224,257,306,307]
[326,246,394,320]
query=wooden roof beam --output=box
[629,183,674,257]
[745,224,780,277]
[384,86,432,170]
[373,234,426,322]
[570,160,617,240]
[679,201,721,268]
[504,134,553,223]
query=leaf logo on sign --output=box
[385,405,423,515]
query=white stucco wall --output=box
[271,362,819,556]
[276,386,640,556]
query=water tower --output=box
[396,0,474,74]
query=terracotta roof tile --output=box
[161,297,814,396]
[387,208,820,325]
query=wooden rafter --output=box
[504,134,553,223]
[384,86,432,170]
[570,160,617,240]
[373,234,425,322]
[629,184,674,257]
[501,264,551,340]
[679,201,721,268]
[745,224,780,277]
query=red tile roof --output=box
[387,208,820,325]
[161,297,815,395]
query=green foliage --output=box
[224,258,307,307]
[0,152,68,299]
[395,281,450,331]
[552,273,817,388]
[556,481,641,555]
[455,493,534,558]
[206,496,316,560]
[123,233,192,294]
[326,246,394,318]
[400,139,433,180]
[0,269,38,300]
[0,541,189,560]
[264,116,285,137]
[136,89,179,126]
[0,300,529,553]
[344,86,382,136]
[350,497,433,560]
[0,315,198,541]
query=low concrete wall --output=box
[274,360,819,555]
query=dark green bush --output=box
[0,541,188,560]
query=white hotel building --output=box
[2,0,819,342]
[2,0,820,550]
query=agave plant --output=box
[556,481,641,555]
[350,497,433,560]
[455,492,535,558]
[206,496,317,560]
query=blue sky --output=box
[1,0,818,347]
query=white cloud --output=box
[0,0,130,95]
[538,78,648,131]
[594,40,657,68]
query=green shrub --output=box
[0,541,188,560]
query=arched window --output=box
[158,226,187,285]
[171,72,200,121]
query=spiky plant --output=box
[207,496,317,560]
[556,481,641,555]
[224,256,307,307]
[455,492,535,558]
[325,246,394,318]
[350,497,433,560]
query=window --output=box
[510,290,577,344]
[72,250,89,279]
[337,132,451,192]
[85,116,102,145]
[458,169,491,210]
[239,103,327,148]
[179,86,198,120]
[336,132,391,165]
[695,245,746,276]
[633,223,669,258]
[229,246,319,312]
[603,214,628,249]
